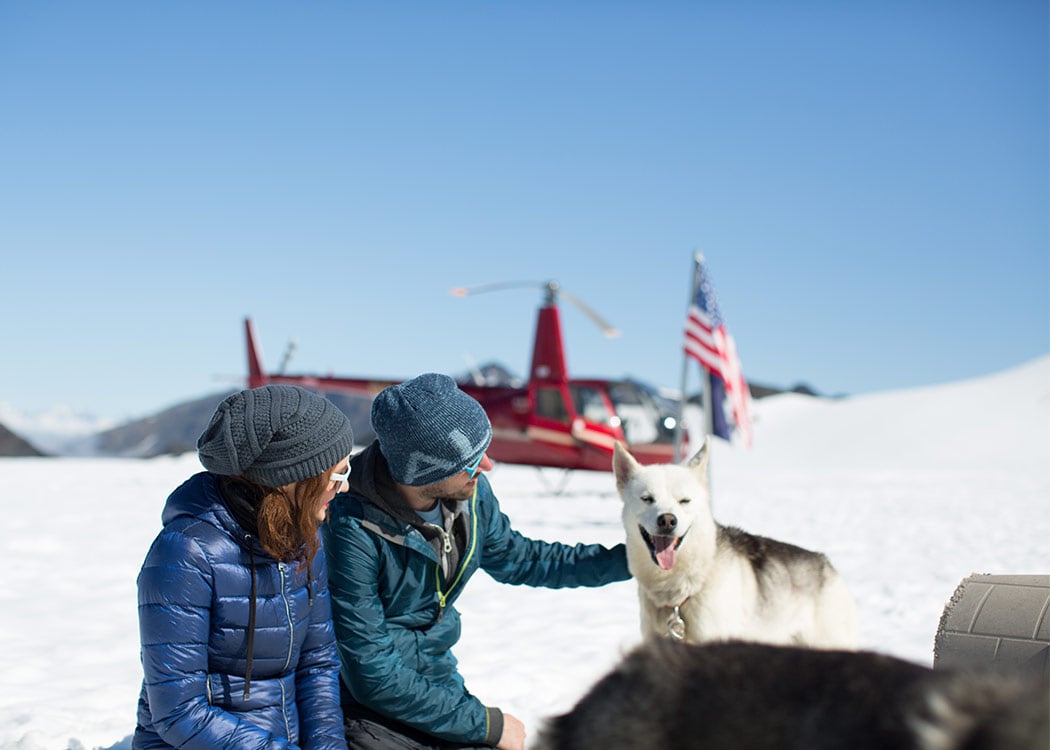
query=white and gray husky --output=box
[613,439,858,648]
[535,639,1049,750]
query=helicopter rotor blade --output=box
[449,281,547,297]
[451,280,619,339]
[557,289,620,338]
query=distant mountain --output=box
[90,389,377,459]
[0,422,46,457]
[0,402,116,455]
[454,362,525,388]
[91,391,237,457]
[679,379,829,404]
[747,381,831,399]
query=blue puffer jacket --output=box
[134,472,348,750]
[322,445,630,746]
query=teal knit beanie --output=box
[371,373,492,486]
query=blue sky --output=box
[2,1,1047,422]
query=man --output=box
[322,373,630,750]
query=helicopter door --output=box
[567,383,621,450]
[534,385,570,422]
[527,385,576,450]
[569,384,616,427]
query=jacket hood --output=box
[160,471,285,701]
[348,442,472,548]
[161,472,266,555]
[349,442,431,530]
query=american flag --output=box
[683,256,753,446]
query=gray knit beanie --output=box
[371,373,492,486]
[197,384,354,487]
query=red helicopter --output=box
[244,281,685,476]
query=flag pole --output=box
[696,253,713,475]
[674,251,704,463]
[702,365,713,441]
[695,254,715,495]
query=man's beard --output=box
[418,477,474,502]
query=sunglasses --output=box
[464,452,485,479]
[330,461,352,487]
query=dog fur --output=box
[534,639,1049,750]
[613,439,858,648]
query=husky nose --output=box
[657,513,677,533]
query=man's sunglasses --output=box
[464,452,485,479]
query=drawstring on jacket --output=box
[244,536,257,700]
[242,540,315,701]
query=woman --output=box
[134,384,354,749]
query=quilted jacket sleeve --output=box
[293,545,349,750]
[137,527,297,749]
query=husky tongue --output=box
[652,535,677,570]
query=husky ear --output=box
[612,441,640,493]
[686,436,710,483]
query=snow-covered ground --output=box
[1,356,1047,749]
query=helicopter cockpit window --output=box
[535,387,569,423]
[569,385,614,425]
[607,380,677,445]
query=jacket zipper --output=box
[434,488,479,618]
[425,523,454,577]
[277,563,294,739]
[278,564,294,671]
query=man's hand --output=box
[496,712,526,750]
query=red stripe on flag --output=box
[682,293,753,446]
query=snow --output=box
[1,356,1047,750]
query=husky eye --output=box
[640,494,655,505]
[679,496,691,504]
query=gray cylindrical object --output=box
[934,574,1050,679]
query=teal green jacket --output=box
[321,444,630,746]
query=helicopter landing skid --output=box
[534,467,574,495]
